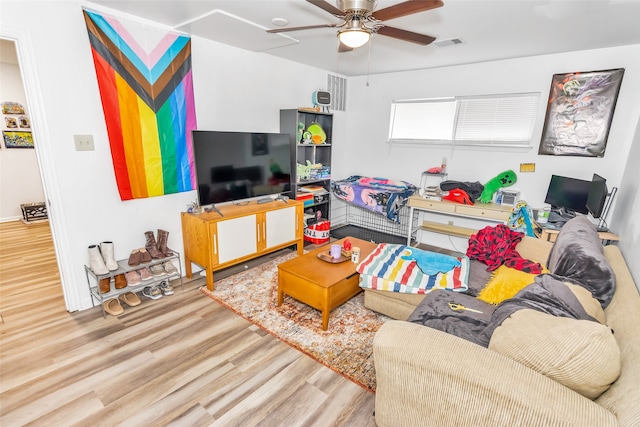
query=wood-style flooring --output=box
[0,220,376,426]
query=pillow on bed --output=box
[547,216,615,308]
[489,309,620,399]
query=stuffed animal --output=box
[479,170,517,203]
[401,248,461,276]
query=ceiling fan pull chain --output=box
[366,35,372,87]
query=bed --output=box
[330,176,417,222]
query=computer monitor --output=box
[544,175,591,215]
[586,174,608,219]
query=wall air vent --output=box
[435,38,463,47]
[327,74,347,112]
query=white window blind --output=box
[389,93,540,148]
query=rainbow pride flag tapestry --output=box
[83,9,197,200]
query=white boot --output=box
[100,241,119,271]
[88,245,108,275]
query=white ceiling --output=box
[61,1,640,76]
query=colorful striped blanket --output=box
[357,243,469,294]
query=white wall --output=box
[0,60,45,220]
[0,1,345,311]
[338,45,640,253]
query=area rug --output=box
[199,251,390,392]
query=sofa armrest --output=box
[373,321,616,427]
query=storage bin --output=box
[304,219,330,244]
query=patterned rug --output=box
[199,251,390,392]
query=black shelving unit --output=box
[280,109,333,227]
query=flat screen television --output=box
[544,175,591,215]
[192,130,293,206]
[586,173,608,219]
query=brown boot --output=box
[128,249,141,267]
[99,277,111,293]
[157,229,173,257]
[114,274,127,289]
[144,231,163,259]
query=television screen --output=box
[192,130,293,206]
[586,174,608,219]
[544,175,591,215]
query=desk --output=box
[535,223,619,244]
[407,195,512,244]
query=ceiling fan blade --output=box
[376,26,436,45]
[338,42,353,53]
[372,0,443,22]
[267,24,338,33]
[306,0,346,17]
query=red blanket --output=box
[466,224,542,273]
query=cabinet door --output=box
[217,214,257,264]
[265,206,296,248]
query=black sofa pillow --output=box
[546,216,615,308]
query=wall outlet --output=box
[74,134,95,151]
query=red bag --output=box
[304,220,330,244]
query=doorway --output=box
[0,35,71,311]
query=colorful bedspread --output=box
[331,176,417,222]
[357,243,469,294]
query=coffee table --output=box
[277,236,378,330]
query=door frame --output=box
[1,26,78,311]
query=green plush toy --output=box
[479,170,517,203]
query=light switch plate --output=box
[74,134,95,151]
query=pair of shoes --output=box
[103,298,124,316]
[128,248,153,266]
[125,268,153,284]
[145,229,173,259]
[142,285,163,300]
[158,280,174,296]
[118,291,141,307]
[163,261,179,276]
[88,242,118,274]
[149,264,166,277]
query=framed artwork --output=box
[3,130,34,148]
[251,133,269,156]
[2,101,25,115]
[18,115,30,128]
[539,68,624,157]
[4,116,18,128]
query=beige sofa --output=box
[370,236,640,426]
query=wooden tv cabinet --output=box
[181,199,304,290]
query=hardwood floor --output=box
[0,221,376,426]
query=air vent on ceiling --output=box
[435,38,463,47]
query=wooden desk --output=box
[535,223,620,244]
[407,195,512,244]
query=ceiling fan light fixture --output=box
[338,28,370,48]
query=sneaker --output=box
[138,267,153,281]
[149,264,166,277]
[125,270,141,286]
[142,285,162,300]
[163,261,178,276]
[158,280,174,296]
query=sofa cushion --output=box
[564,282,606,324]
[547,216,615,308]
[489,309,620,399]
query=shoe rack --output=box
[84,249,183,318]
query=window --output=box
[388,93,540,148]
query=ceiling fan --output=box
[267,0,443,51]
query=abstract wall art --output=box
[539,69,624,157]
